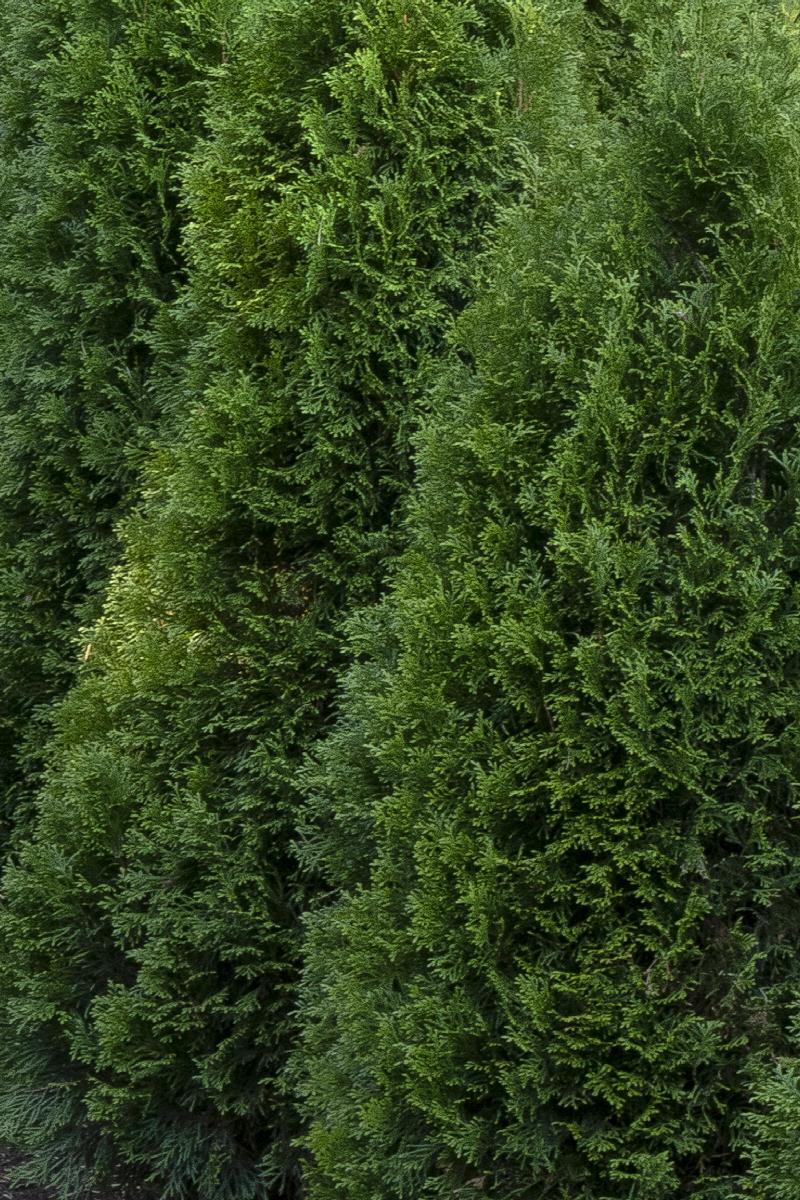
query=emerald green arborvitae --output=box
[0,2,534,1195]
[299,4,800,1196]
[0,0,231,846]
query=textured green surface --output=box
[3,2,800,1197]
[299,4,800,1195]
[0,0,231,848]
[0,2,530,1194]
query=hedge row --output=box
[2,2,800,1199]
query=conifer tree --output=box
[299,3,800,1196]
[0,1,535,1195]
[0,0,232,846]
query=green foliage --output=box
[743,1055,800,1199]
[0,1,533,1195]
[299,3,800,1196]
[0,0,232,846]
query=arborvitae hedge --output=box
[300,3,800,1196]
[0,2,536,1195]
[0,0,231,847]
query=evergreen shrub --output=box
[0,0,231,845]
[299,3,800,1196]
[0,1,536,1195]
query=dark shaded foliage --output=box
[0,0,231,845]
[0,1,535,1194]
